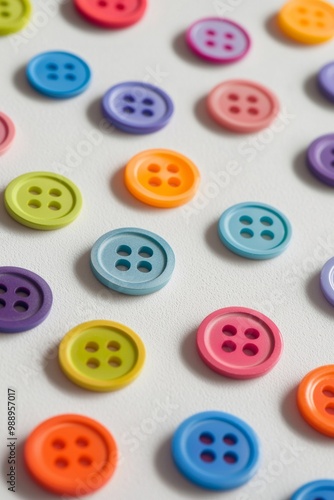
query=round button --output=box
[0,112,15,155]
[186,17,251,64]
[278,0,334,44]
[102,82,174,134]
[24,414,117,496]
[26,51,91,98]
[320,257,334,306]
[0,0,31,35]
[172,411,260,490]
[59,320,145,391]
[318,61,334,102]
[90,228,175,295]
[297,365,334,437]
[291,479,334,499]
[4,171,82,230]
[125,149,200,207]
[74,0,147,28]
[307,134,334,186]
[207,80,280,133]
[0,266,52,333]
[218,202,292,260]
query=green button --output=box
[0,0,31,35]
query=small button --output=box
[0,266,52,333]
[74,0,147,28]
[0,0,31,35]
[172,411,260,490]
[24,414,117,496]
[318,61,334,102]
[26,51,91,98]
[321,257,334,305]
[102,82,174,134]
[186,17,251,64]
[59,320,145,391]
[125,149,200,207]
[0,112,15,155]
[4,171,82,230]
[218,202,292,259]
[90,227,175,295]
[291,479,334,499]
[307,133,334,186]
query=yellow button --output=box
[0,0,31,36]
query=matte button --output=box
[0,112,15,155]
[320,257,334,305]
[0,0,31,35]
[291,479,334,499]
[74,0,147,28]
[318,61,334,102]
[307,134,334,186]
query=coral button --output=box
[307,134,334,186]
[0,112,15,155]
[0,0,31,35]
[74,0,147,28]
[291,479,334,499]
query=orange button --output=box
[24,414,117,496]
[124,149,200,208]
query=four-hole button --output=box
[74,0,147,28]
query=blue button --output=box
[291,479,334,499]
[172,411,260,491]
[218,202,292,260]
[26,51,91,98]
[101,82,174,134]
[90,227,175,295]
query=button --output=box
[0,0,31,35]
[320,257,334,306]
[197,307,283,379]
[4,171,82,230]
[0,266,52,333]
[218,202,292,259]
[297,365,334,437]
[278,0,334,44]
[125,149,200,207]
[59,320,145,391]
[318,61,334,102]
[74,0,147,28]
[26,51,91,98]
[307,134,334,186]
[24,414,117,496]
[172,411,260,490]
[90,228,175,295]
[0,112,15,155]
[186,17,251,64]
[291,479,334,499]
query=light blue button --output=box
[291,479,334,499]
[218,201,292,260]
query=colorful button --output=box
[90,228,175,295]
[24,414,117,496]
[298,365,334,437]
[0,112,15,155]
[0,0,31,35]
[291,479,334,499]
[0,266,52,333]
[26,51,91,98]
[4,172,82,230]
[320,257,334,306]
[172,411,260,490]
[278,0,334,44]
[318,61,334,102]
[307,134,334,186]
[59,320,145,391]
[125,149,200,207]
[102,82,174,134]
[186,17,251,64]
[218,202,292,260]
[74,0,147,28]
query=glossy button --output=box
[125,149,200,207]
[91,228,175,295]
[59,320,145,391]
[318,61,334,102]
[5,171,82,230]
[186,17,251,64]
[218,202,292,259]
[27,51,91,98]
[291,479,334,499]
[172,411,260,490]
[307,134,334,186]
[102,82,174,134]
[0,0,31,35]
[320,257,334,305]
[24,414,117,496]
[74,0,147,28]
[0,112,15,155]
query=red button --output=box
[74,0,147,28]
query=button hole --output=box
[55,458,69,468]
[48,201,61,211]
[76,437,89,447]
[225,32,234,39]
[142,98,154,105]
[240,228,253,239]
[52,439,66,449]
[242,343,258,356]
[148,177,162,187]
[0,285,7,294]
[64,63,75,70]
[168,177,181,187]
[261,230,274,241]
[98,0,107,6]
[107,341,120,351]
[247,95,258,103]
[65,74,76,81]
[223,452,238,464]
[222,325,237,336]
[228,93,239,101]
[206,29,216,35]
[108,357,122,367]
[115,259,130,271]
[123,106,135,114]
[78,456,92,466]
[199,433,214,444]
[200,451,215,463]
[222,340,236,353]
[0,299,6,309]
[323,388,334,398]
[239,215,253,225]
[229,106,240,114]
[49,188,62,197]
[137,261,152,273]
[13,301,29,313]
[138,246,153,258]
[167,164,179,173]
[0,11,9,16]
[206,40,215,46]
[147,164,160,173]
[223,44,233,50]
[28,200,41,209]
[116,2,125,9]
[142,109,154,117]
[248,107,259,115]
[244,328,260,340]
[85,342,99,353]
[29,186,42,195]
[46,63,58,70]
[260,216,273,226]
[47,73,58,80]
[86,358,100,369]
[123,94,135,103]
[116,245,132,256]
[325,404,334,415]
[15,287,30,297]
[223,434,237,445]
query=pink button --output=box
[196,307,283,379]
[207,80,280,133]
[0,112,15,155]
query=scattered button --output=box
[318,61,334,102]
[291,479,334,499]
[74,0,147,28]
[321,257,334,306]
[0,112,15,155]
[307,133,334,186]
[0,0,31,35]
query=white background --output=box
[1,0,334,499]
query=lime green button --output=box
[59,320,146,392]
[0,0,32,35]
[4,171,82,230]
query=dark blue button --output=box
[291,479,334,499]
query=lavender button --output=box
[320,257,334,306]
[307,134,334,186]
[318,62,334,103]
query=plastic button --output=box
[320,257,334,305]
[172,411,260,490]
[26,51,91,98]
[4,171,82,230]
[307,134,334,186]
[90,228,175,295]
[74,0,147,28]
[207,80,279,133]
[24,414,117,496]
[102,82,174,134]
[291,479,334,499]
[186,17,251,64]
[0,0,31,35]
[318,61,334,102]
[59,320,145,391]
[0,112,15,155]
[218,202,292,260]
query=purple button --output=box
[307,134,334,186]
[318,62,334,103]
[102,82,174,134]
[186,17,251,64]
[0,267,53,333]
[320,257,334,306]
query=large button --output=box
[24,414,117,496]
[0,112,15,155]
[0,266,52,333]
[26,51,91,98]
[125,149,200,207]
[172,411,260,490]
[186,17,251,64]
[307,134,334,186]
[197,307,283,379]
[318,61,334,102]
[90,228,175,295]
[59,320,145,391]
[320,257,334,306]
[4,171,82,230]
[291,479,334,499]
[218,202,292,259]
[74,0,147,28]
[0,0,31,35]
